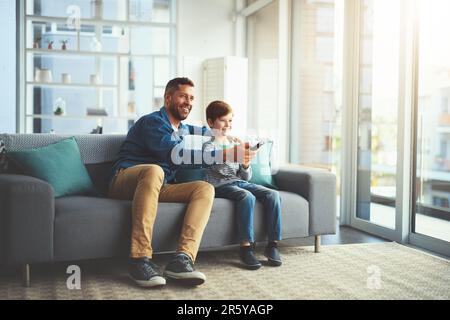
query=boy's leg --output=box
[236,182,282,242]
[158,181,214,262]
[216,183,261,270]
[108,164,165,259]
[215,184,256,244]
[237,182,283,266]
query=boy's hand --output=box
[229,136,243,145]
[223,143,257,165]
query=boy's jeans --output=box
[215,181,282,243]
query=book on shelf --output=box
[86,108,108,116]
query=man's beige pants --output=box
[109,164,214,262]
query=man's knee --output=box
[192,181,215,198]
[138,165,164,183]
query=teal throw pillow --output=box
[7,137,96,198]
[249,141,278,189]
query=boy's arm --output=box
[238,165,252,181]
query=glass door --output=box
[343,0,450,256]
[411,0,450,253]
[352,0,402,236]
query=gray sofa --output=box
[0,134,336,286]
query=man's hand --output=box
[223,142,257,165]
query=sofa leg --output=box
[314,236,321,253]
[22,264,30,287]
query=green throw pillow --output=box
[7,137,96,198]
[249,141,278,189]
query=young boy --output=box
[203,100,282,270]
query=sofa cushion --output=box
[202,190,309,248]
[0,133,125,165]
[54,196,132,261]
[54,196,190,260]
[7,137,97,198]
[53,191,309,261]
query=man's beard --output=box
[168,102,189,121]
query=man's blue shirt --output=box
[110,107,214,184]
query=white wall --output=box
[0,1,16,133]
[177,0,239,125]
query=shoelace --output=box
[140,260,159,277]
[175,254,194,271]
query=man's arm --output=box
[186,124,212,137]
[142,117,256,166]
[142,117,221,166]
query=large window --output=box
[0,1,16,133]
[414,0,450,242]
[23,0,176,134]
[247,1,280,150]
[355,0,400,229]
[290,0,344,213]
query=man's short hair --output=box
[164,77,195,96]
[206,101,233,122]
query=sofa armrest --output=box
[274,165,336,236]
[0,174,54,265]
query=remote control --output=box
[250,141,265,151]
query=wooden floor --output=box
[282,225,450,259]
[282,225,388,247]
[199,224,388,253]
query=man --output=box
[109,77,256,288]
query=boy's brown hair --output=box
[206,101,233,122]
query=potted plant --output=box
[53,98,66,116]
[47,40,54,50]
[54,107,64,116]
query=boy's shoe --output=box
[239,244,262,270]
[163,252,206,286]
[129,257,166,288]
[265,242,282,266]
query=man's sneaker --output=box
[239,244,262,270]
[265,242,282,266]
[163,252,206,286]
[129,257,166,288]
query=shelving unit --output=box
[22,0,176,134]
[27,47,175,59]
[27,81,117,89]
[26,114,136,120]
